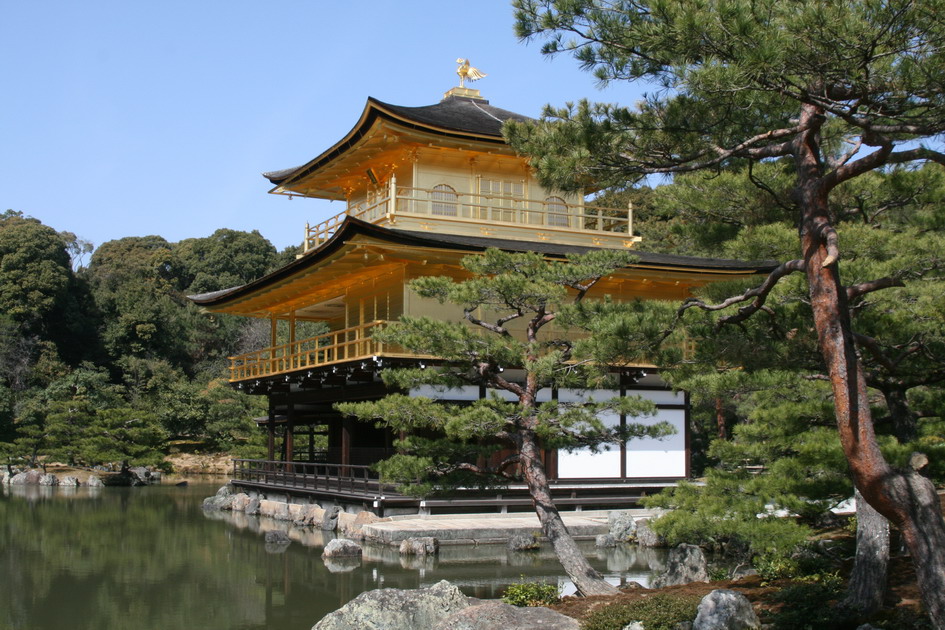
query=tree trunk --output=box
[519,430,618,596]
[845,487,889,614]
[882,386,919,444]
[794,106,945,628]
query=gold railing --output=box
[228,321,388,382]
[303,186,635,251]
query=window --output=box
[479,179,524,222]
[431,184,458,216]
[545,196,569,227]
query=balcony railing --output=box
[228,317,686,383]
[303,186,636,252]
[228,320,389,382]
[232,458,400,496]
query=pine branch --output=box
[679,259,806,328]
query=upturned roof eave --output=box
[264,97,515,193]
[188,217,779,309]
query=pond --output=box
[0,481,668,630]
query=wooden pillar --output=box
[284,398,295,472]
[620,373,628,479]
[309,425,315,462]
[341,418,352,476]
[267,402,276,462]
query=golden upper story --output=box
[264,88,640,253]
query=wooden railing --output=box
[232,458,399,496]
[228,320,387,382]
[304,186,635,251]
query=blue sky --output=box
[1,1,644,252]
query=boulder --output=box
[622,623,645,630]
[322,538,362,558]
[127,467,151,484]
[651,544,709,588]
[230,493,251,513]
[244,497,261,515]
[259,500,290,520]
[39,474,59,486]
[1,471,11,485]
[400,537,439,556]
[692,590,759,630]
[10,470,42,485]
[85,475,104,488]
[203,490,236,511]
[608,510,637,542]
[635,518,666,548]
[320,505,341,531]
[294,504,323,527]
[507,532,540,552]
[432,600,580,630]
[312,580,469,630]
[265,530,292,545]
[60,476,80,487]
[596,534,617,548]
[338,509,381,538]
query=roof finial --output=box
[456,58,486,89]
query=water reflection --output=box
[0,483,667,630]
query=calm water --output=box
[0,481,667,630]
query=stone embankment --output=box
[0,467,158,487]
[202,482,665,546]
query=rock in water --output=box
[507,533,540,552]
[39,474,59,486]
[10,470,42,485]
[692,589,760,630]
[312,580,469,630]
[432,600,580,629]
[60,476,80,487]
[651,544,709,588]
[635,518,666,548]
[608,510,637,542]
[229,493,251,512]
[320,505,341,531]
[596,534,617,548]
[400,537,439,556]
[264,530,291,545]
[322,538,362,558]
[85,475,104,488]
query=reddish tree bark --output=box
[794,104,945,628]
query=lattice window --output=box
[431,184,458,216]
[479,179,524,222]
[545,196,570,227]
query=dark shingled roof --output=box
[263,95,534,187]
[377,95,534,137]
[189,217,779,307]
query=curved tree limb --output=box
[679,259,806,328]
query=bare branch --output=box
[886,147,945,167]
[853,332,898,373]
[823,136,893,191]
[846,276,905,300]
[679,259,806,328]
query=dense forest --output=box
[0,210,303,469]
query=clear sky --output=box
[1,1,644,252]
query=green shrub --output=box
[501,578,560,607]
[582,593,702,630]
[708,565,730,581]
[769,582,850,630]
